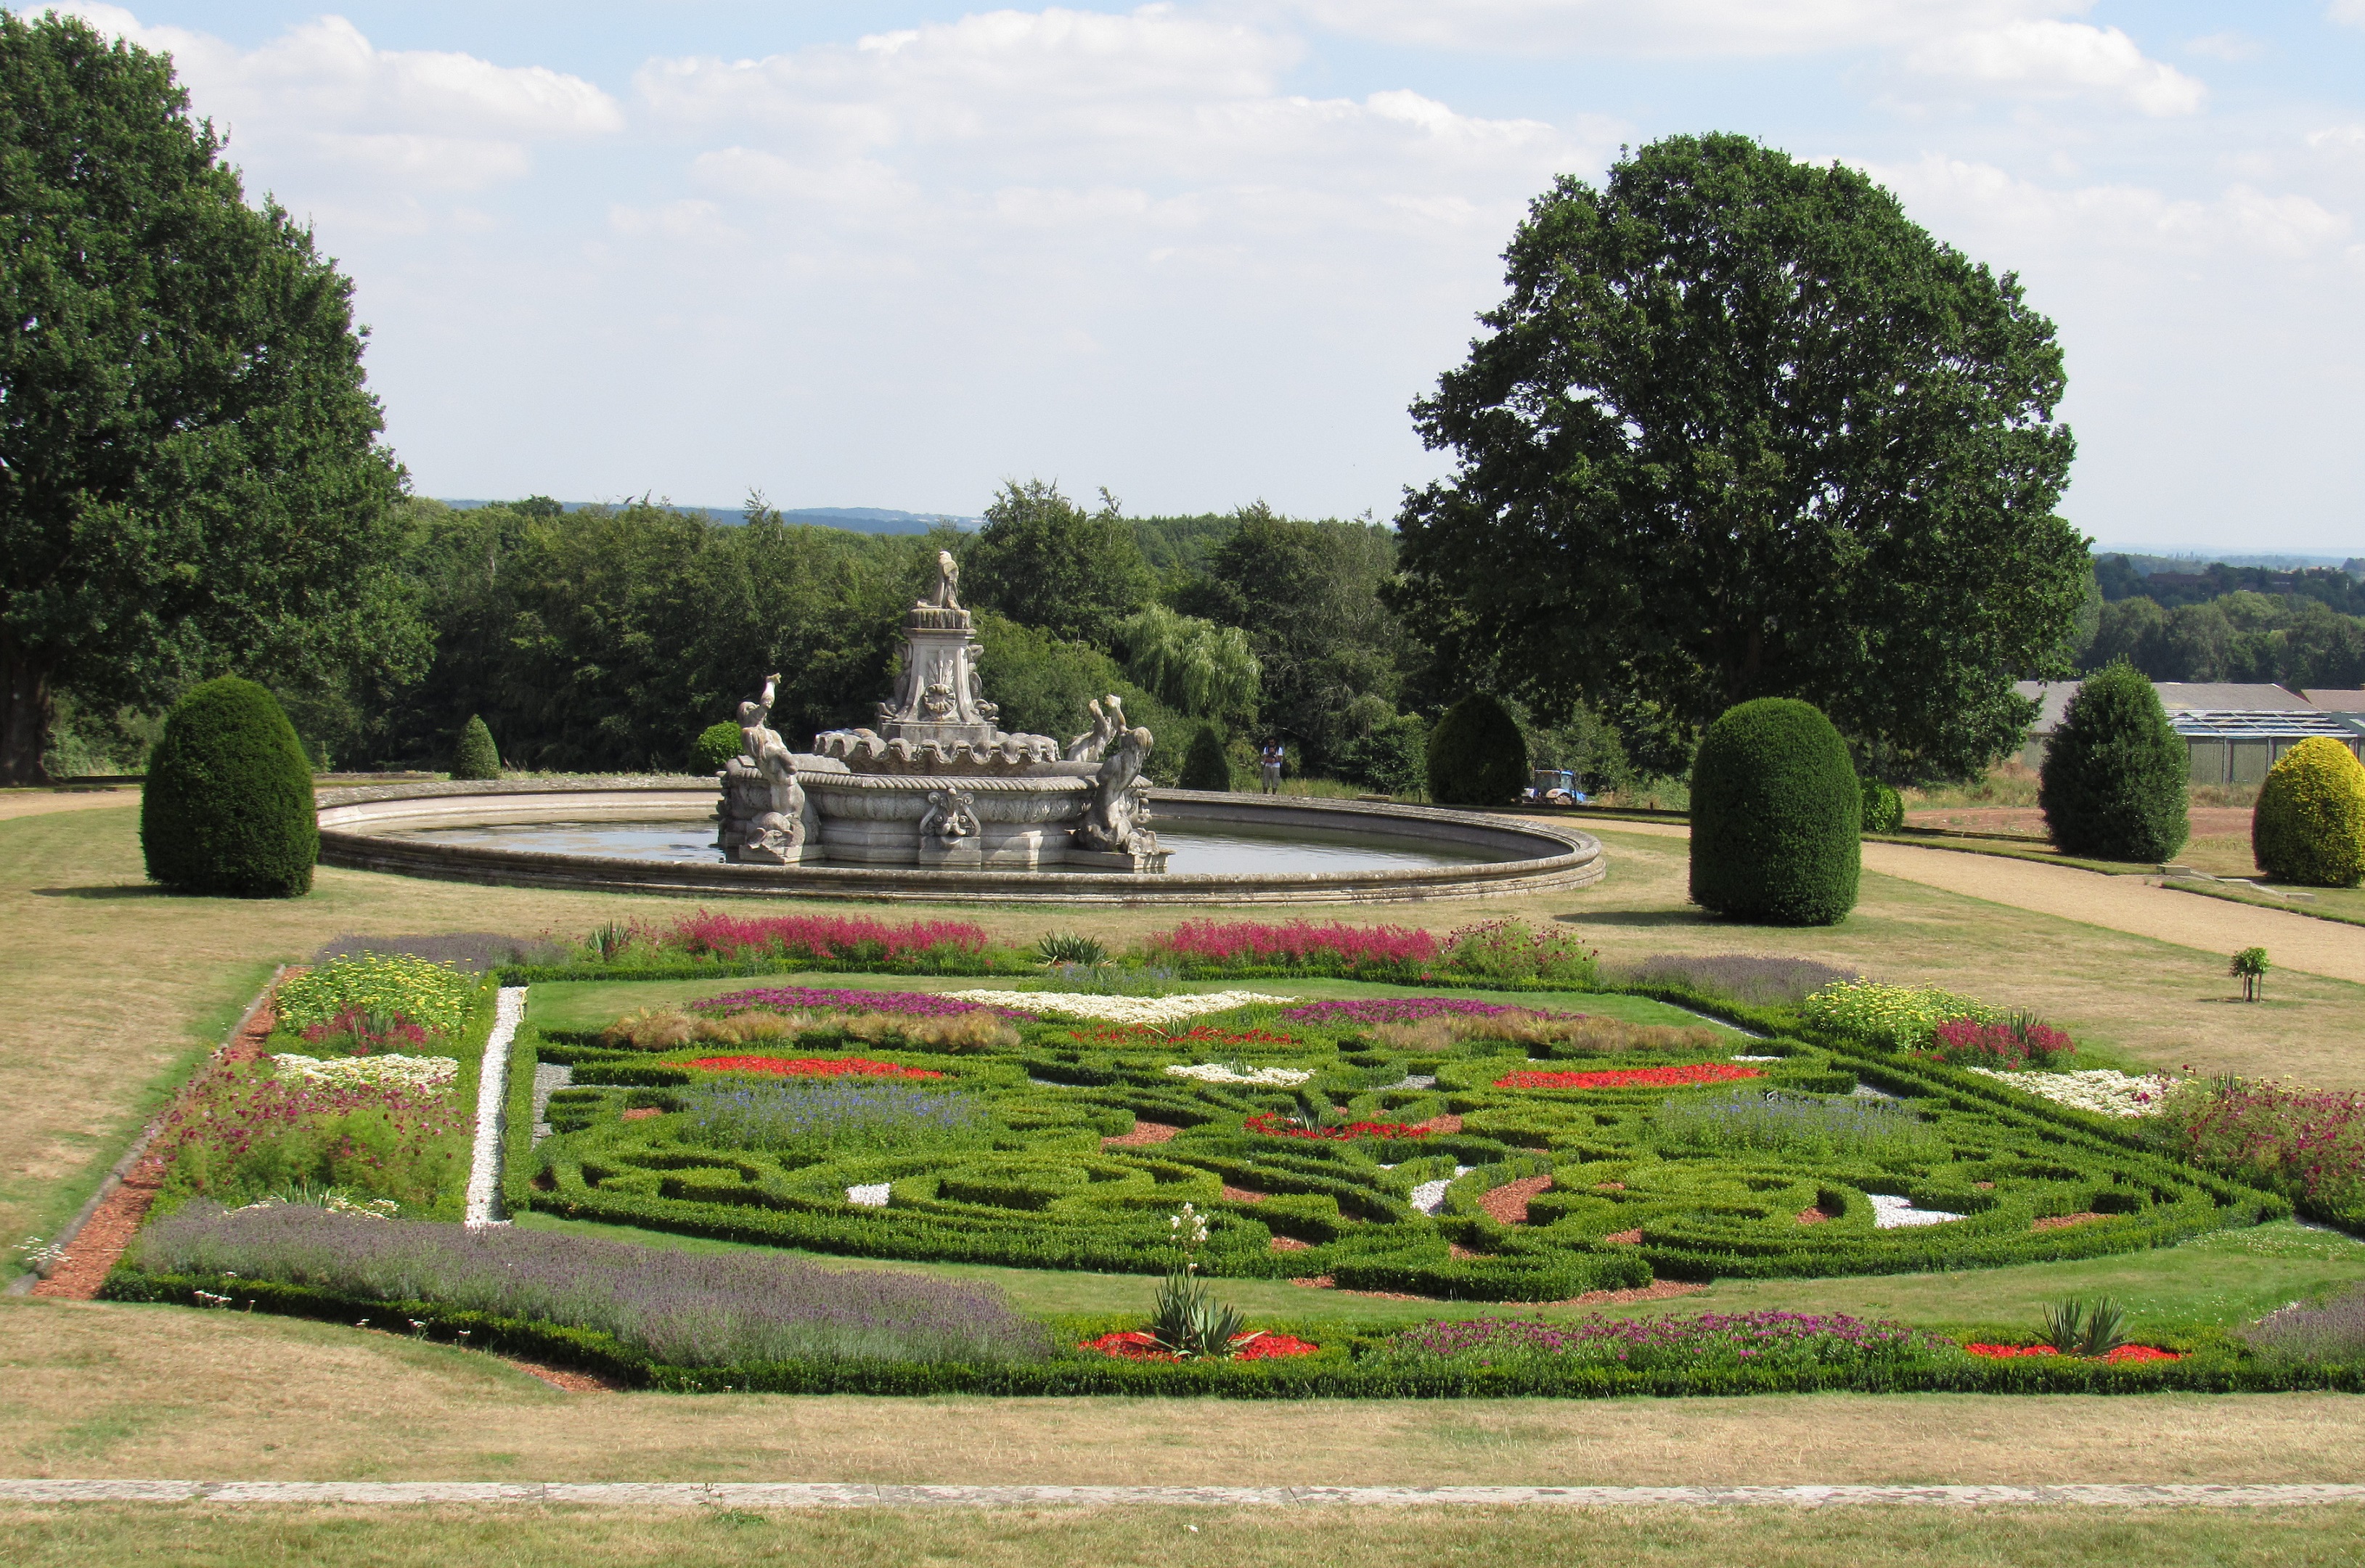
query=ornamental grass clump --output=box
[131,1204,1054,1366]
[2148,1074,2365,1225]
[1378,1312,1944,1372]
[673,1082,989,1162]
[277,953,479,1040]
[1800,979,1997,1049]
[1654,1090,1940,1161]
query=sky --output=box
[38,1,2365,552]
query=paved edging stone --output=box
[2,1481,2361,1508]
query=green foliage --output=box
[277,952,481,1038]
[690,719,744,776]
[1148,1269,1248,1359]
[1439,919,1598,986]
[962,481,1154,647]
[2087,570,2365,688]
[1424,693,1529,807]
[1859,777,1904,835]
[2230,947,2271,1003]
[971,613,1187,785]
[2038,662,2190,861]
[1652,1090,1941,1161]
[2252,737,2365,887]
[2042,1298,2128,1357]
[0,12,421,786]
[139,678,319,897]
[1117,604,1259,723]
[1799,980,1998,1049]
[1689,698,1862,926]
[1390,133,2083,785]
[1034,932,1108,966]
[1180,724,1233,791]
[451,714,501,780]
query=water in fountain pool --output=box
[377,817,1497,876]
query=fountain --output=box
[715,550,1169,873]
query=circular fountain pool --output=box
[314,778,1605,905]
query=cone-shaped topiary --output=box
[451,714,502,780]
[2252,736,2365,887]
[1859,777,1903,834]
[2038,662,2188,862]
[141,677,317,897]
[1180,723,1233,791]
[691,719,744,775]
[1425,694,1529,807]
[1690,698,1860,926]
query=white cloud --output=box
[1904,22,2207,115]
[1870,155,2348,261]
[1287,0,2065,56]
[41,4,619,199]
[2185,31,2264,62]
[2331,1,2365,30]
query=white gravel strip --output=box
[1408,1166,1476,1215]
[463,988,528,1229]
[1164,1063,1314,1086]
[4,1479,2359,1508]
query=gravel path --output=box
[3,1479,2358,1509]
[1579,819,2365,985]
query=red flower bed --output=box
[1083,1330,1320,1362]
[684,1055,945,1079]
[1244,1111,1431,1142]
[1964,1342,2184,1363]
[1494,1063,1764,1090]
[1064,1025,1302,1048]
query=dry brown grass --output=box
[6,1502,2364,1568]
[7,1297,2365,1487]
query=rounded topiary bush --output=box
[1859,777,1903,835]
[1425,694,1529,807]
[1689,698,1860,926]
[691,719,744,775]
[2253,736,2365,887]
[141,677,317,897]
[451,714,502,780]
[2038,662,2189,862]
[1180,724,1233,791]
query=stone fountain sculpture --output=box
[714,551,1167,870]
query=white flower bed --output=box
[1164,1063,1315,1086]
[945,989,1296,1024]
[845,1183,891,1208]
[272,1053,458,1091]
[1868,1193,1963,1229]
[1968,1067,2176,1118]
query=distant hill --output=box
[435,500,981,534]
[2093,547,2358,572]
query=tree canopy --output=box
[961,480,1153,647]
[1390,132,2087,786]
[0,12,418,784]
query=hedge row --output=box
[99,1269,2365,1397]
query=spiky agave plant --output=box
[1034,931,1108,967]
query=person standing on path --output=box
[1259,740,1285,794]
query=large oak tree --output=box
[1390,134,2087,784]
[0,12,416,783]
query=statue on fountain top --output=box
[924,550,960,611]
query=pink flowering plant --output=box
[1144,919,1442,974]
[2149,1074,2365,1225]
[152,1061,473,1216]
[592,911,996,968]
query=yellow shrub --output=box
[2253,737,2365,888]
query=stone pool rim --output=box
[315,777,1606,905]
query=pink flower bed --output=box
[1145,919,1440,970]
[667,911,989,962]
[684,1055,945,1079]
[1083,1330,1320,1362]
[1244,1112,1432,1142]
[1964,1343,2184,1363]
[1495,1063,1764,1090]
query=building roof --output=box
[2168,710,2365,740]
[2304,689,2365,713]
[2013,680,2080,733]
[2149,682,2316,712]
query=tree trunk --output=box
[0,628,54,786]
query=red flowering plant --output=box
[1962,1297,2181,1362]
[1916,1013,2077,1071]
[1082,1203,1318,1363]
[300,1007,435,1058]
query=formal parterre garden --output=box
[97,913,2365,1397]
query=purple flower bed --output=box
[1276,997,1580,1026]
[1384,1311,1944,1370]
[689,987,1032,1020]
[134,1203,1053,1367]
